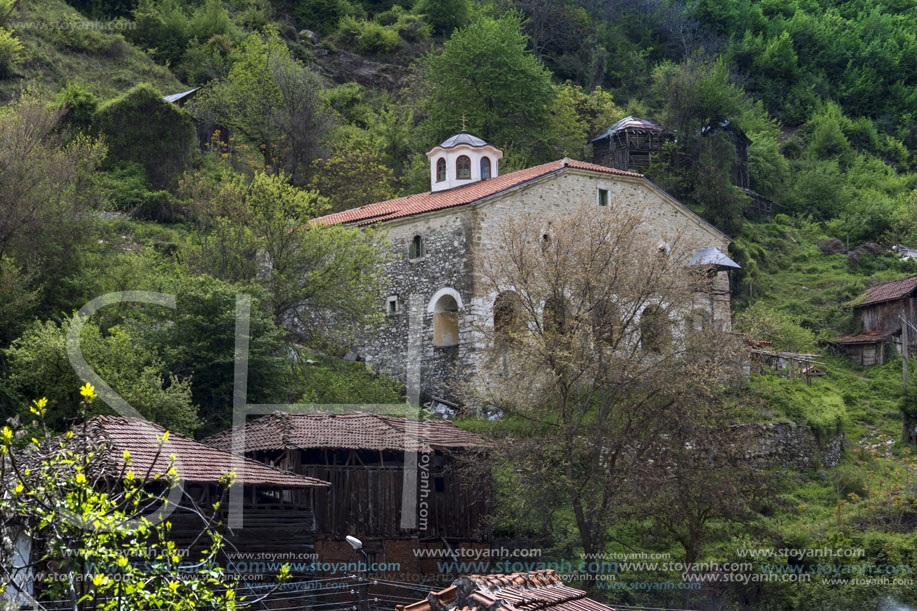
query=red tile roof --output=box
[81,416,329,488]
[204,412,493,453]
[313,159,643,227]
[397,570,615,611]
[856,276,917,307]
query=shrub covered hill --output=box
[1,0,917,609]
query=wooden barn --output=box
[74,417,327,569]
[834,276,917,365]
[205,412,493,582]
[590,116,673,172]
[7,416,330,607]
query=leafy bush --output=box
[0,27,23,78]
[356,19,399,54]
[94,83,196,189]
[735,302,817,353]
[337,15,400,54]
[293,0,359,36]
[55,81,99,135]
[414,0,468,35]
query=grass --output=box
[1,0,182,103]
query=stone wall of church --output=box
[469,170,733,328]
[359,208,477,405]
[359,169,734,408]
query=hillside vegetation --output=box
[1,0,916,609]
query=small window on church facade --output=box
[410,235,423,259]
[387,296,400,314]
[481,156,491,179]
[436,158,446,182]
[598,188,608,207]
[456,155,471,179]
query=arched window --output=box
[592,300,620,346]
[433,294,459,347]
[480,156,492,179]
[640,305,670,353]
[410,235,423,259]
[494,291,522,339]
[436,158,446,182]
[456,155,471,179]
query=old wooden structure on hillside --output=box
[205,412,493,581]
[834,276,917,366]
[590,116,673,172]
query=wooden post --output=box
[903,315,909,386]
[358,582,369,611]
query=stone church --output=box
[316,132,739,409]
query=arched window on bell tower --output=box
[425,133,503,192]
[456,155,471,180]
[436,158,446,182]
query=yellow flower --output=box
[80,383,96,400]
[76,472,87,484]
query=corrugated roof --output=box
[834,328,899,344]
[313,159,644,227]
[162,87,201,104]
[204,412,493,453]
[590,116,667,142]
[689,247,741,269]
[82,416,329,487]
[398,570,615,611]
[856,276,917,308]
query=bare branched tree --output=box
[466,202,746,564]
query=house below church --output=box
[315,133,738,409]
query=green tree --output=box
[0,388,242,610]
[182,171,389,356]
[4,317,199,435]
[0,92,103,317]
[190,27,334,184]
[424,13,557,165]
[414,0,469,35]
[310,139,397,213]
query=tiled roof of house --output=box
[398,570,615,611]
[313,159,643,227]
[856,276,917,308]
[204,412,493,454]
[82,416,329,487]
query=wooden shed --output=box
[835,276,917,365]
[8,416,330,605]
[205,412,493,582]
[590,116,673,172]
[80,416,329,565]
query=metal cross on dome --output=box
[461,114,467,131]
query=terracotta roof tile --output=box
[82,416,329,488]
[313,159,643,227]
[204,412,492,453]
[403,570,614,611]
[856,276,917,307]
